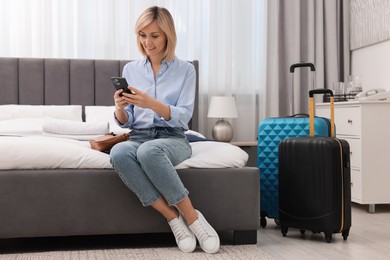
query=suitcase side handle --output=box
[309,89,335,137]
[289,113,309,118]
[289,62,315,73]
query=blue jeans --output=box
[110,127,192,207]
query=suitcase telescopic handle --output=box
[289,62,315,73]
[289,62,316,115]
[308,89,335,138]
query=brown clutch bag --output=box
[89,132,129,152]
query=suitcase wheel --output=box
[342,229,350,240]
[260,216,267,228]
[325,233,332,243]
[281,226,288,237]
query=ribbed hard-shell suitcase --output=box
[278,89,351,242]
[257,62,332,228]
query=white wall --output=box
[351,39,390,91]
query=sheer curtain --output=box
[0,0,267,141]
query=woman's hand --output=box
[114,86,153,109]
[114,89,130,110]
[113,88,131,124]
[120,86,153,109]
[121,86,171,120]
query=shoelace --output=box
[191,220,211,242]
[171,219,189,240]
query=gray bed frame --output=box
[0,57,260,244]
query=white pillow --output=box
[175,141,249,169]
[0,105,82,121]
[42,118,109,135]
[85,106,129,134]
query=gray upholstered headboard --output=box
[0,57,199,130]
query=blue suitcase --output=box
[257,62,333,228]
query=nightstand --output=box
[230,141,258,167]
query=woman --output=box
[110,6,220,254]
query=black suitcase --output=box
[278,89,351,243]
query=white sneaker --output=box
[168,215,196,253]
[189,210,220,254]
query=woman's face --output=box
[139,21,167,59]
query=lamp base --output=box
[212,119,234,142]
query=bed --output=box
[0,57,260,244]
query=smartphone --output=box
[111,77,133,96]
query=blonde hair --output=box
[135,6,177,61]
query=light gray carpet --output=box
[0,245,272,260]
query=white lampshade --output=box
[207,96,238,118]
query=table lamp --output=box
[207,96,238,142]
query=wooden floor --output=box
[1,203,389,259]
[257,203,390,259]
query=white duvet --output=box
[0,136,112,169]
[0,136,248,170]
[0,117,248,170]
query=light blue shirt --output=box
[116,57,196,131]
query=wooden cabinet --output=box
[316,101,390,213]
